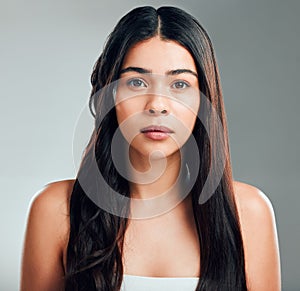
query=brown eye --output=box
[127,78,147,88]
[172,81,190,89]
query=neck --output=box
[129,149,181,199]
[127,148,191,218]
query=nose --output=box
[145,95,169,116]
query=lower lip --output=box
[142,131,171,140]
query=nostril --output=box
[148,108,168,114]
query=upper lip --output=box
[140,125,174,133]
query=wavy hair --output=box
[65,6,248,291]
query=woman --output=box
[21,6,281,291]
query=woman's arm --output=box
[20,180,72,291]
[234,181,281,291]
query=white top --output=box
[120,274,199,291]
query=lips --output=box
[140,125,174,134]
[140,125,174,141]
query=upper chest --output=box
[122,215,201,277]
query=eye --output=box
[127,78,147,88]
[171,80,190,89]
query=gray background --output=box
[0,0,299,290]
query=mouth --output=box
[140,125,174,134]
[140,125,174,141]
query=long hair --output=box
[65,6,248,291]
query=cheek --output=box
[174,99,199,130]
[116,101,140,124]
[115,101,145,142]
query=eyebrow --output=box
[119,66,198,77]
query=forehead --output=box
[121,36,197,74]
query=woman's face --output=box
[115,36,200,161]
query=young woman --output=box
[21,6,281,291]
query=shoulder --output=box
[28,179,75,246]
[232,180,275,220]
[26,179,75,248]
[21,179,75,290]
[232,180,281,291]
[31,179,75,207]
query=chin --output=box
[132,144,180,160]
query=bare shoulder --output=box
[232,180,275,219]
[21,179,75,291]
[30,179,75,216]
[33,179,75,203]
[232,180,281,291]
[28,179,75,241]
[27,179,76,256]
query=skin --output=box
[20,37,281,291]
